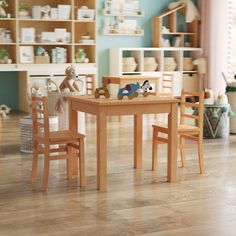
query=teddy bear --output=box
[59,66,80,92]
[0,104,11,118]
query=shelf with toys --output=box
[0,0,97,113]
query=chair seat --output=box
[153,123,199,134]
[34,131,85,143]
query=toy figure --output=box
[95,78,111,99]
[59,66,83,92]
[117,80,152,100]
[0,0,8,18]
[0,104,11,118]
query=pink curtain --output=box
[199,0,228,94]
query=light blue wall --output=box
[0,0,198,109]
[97,0,173,81]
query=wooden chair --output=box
[31,95,85,191]
[152,90,205,174]
[159,73,174,96]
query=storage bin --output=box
[20,116,58,153]
[183,73,199,92]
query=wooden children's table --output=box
[68,95,179,191]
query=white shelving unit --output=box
[109,47,203,96]
[101,0,144,36]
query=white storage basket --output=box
[20,116,58,153]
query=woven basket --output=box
[20,116,58,153]
[48,92,85,134]
[227,92,236,133]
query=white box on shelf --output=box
[21,28,35,43]
[55,28,67,43]
[77,9,95,20]
[41,32,56,43]
[32,6,41,19]
[50,8,58,19]
[58,5,71,20]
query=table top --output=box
[69,95,179,107]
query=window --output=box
[228,0,236,77]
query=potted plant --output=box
[0,48,10,63]
[19,2,30,18]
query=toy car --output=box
[117,80,152,100]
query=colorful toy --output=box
[95,78,111,99]
[117,80,152,100]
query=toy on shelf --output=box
[0,48,12,64]
[117,80,152,100]
[0,104,11,118]
[18,2,30,19]
[0,0,8,18]
[59,66,84,92]
[75,48,89,63]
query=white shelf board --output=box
[18,19,72,22]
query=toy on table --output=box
[117,80,152,100]
[95,78,111,99]
[59,66,83,92]
[0,104,11,118]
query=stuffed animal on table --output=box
[0,104,11,118]
[59,66,80,92]
[95,78,111,99]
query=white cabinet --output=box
[109,47,203,96]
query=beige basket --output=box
[48,92,85,134]
[227,92,236,133]
[164,64,177,71]
[123,64,137,72]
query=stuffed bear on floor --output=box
[0,104,11,118]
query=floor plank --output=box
[1,113,236,235]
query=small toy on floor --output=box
[0,104,11,118]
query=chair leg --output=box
[31,141,39,183]
[198,137,205,174]
[41,155,50,191]
[67,144,73,180]
[79,138,85,187]
[180,136,186,168]
[152,128,158,171]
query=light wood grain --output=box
[1,113,236,236]
[69,96,178,191]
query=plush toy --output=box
[0,0,8,18]
[59,66,80,92]
[0,104,11,118]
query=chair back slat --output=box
[160,74,174,96]
[31,95,50,142]
[180,90,204,132]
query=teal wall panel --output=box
[0,72,18,110]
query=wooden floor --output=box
[1,113,236,236]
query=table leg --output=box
[69,100,78,176]
[167,103,178,182]
[97,113,107,191]
[134,114,143,169]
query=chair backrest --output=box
[160,73,174,96]
[180,90,204,132]
[31,95,50,141]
